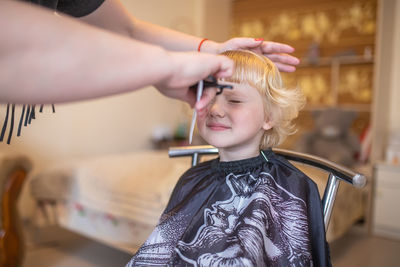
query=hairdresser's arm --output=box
[0,1,232,105]
[81,0,299,72]
[80,0,202,52]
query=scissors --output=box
[188,76,233,144]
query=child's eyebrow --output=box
[223,90,246,98]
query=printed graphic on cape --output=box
[126,210,190,266]
[176,172,312,266]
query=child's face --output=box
[197,82,272,160]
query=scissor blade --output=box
[188,80,204,144]
[189,110,196,144]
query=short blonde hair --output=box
[221,50,305,149]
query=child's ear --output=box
[262,120,274,131]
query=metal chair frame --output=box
[168,145,366,231]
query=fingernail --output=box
[254,38,264,41]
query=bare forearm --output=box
[0,1,172,104]
[81,0,218,52]
[80,0,300,72]
[129,18,209,52]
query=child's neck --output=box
[218,146,260,162]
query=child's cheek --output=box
[197,110,208,132]
[197,107,209,119]
[197,115,206,128]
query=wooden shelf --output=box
[299,55,374,68]
[303,104,371,112]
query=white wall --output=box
[122,0,202,35]
[371,0,400,162]
[0,0,231,219]
[388,0,400,134]
[0,0,233,167]
[0,0,198,218]
[0,0,205,168]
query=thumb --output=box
[195,87,217,111]
[213,55,234,78]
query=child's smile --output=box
[197,81,272,161]
[206,121,231,131]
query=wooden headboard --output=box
[0,155,32,267]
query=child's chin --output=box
[200,135,234,149]
[207,141,234,149]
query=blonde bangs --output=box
[221,50,272,89]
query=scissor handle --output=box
[189,76,233,95]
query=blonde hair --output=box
[220,50,305,149]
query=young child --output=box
[126,50,331,267]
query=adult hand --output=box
[154,51,233,107]
[203,38,300,73]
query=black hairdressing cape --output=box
[126,149,331,267]
[21,0,105,17]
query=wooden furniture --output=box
[0,155,32,267]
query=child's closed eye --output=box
[228,99,242,104]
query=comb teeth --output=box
[0,103,10,142]
[7,104,15,144]
[24,105,30,126]
[17,105,26,137]
[1,104,56,144]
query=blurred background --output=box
[1,0,399,266]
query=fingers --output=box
[220,39,300,72]
[265,53,300,72]
[195,87,217,111]
[195,55,232,109]
[233,37,264,48]
[213,55,234,78]
[261,43,300,72]
[155,52,233,107]
[262,41,295,54]
[219,37,265,52]
[185,90,197,108]
[221,38,297,55]
[266,53,300,66]
[272,62,297,73]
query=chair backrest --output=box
[168,145,366,231]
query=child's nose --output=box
[209,98,225,117]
